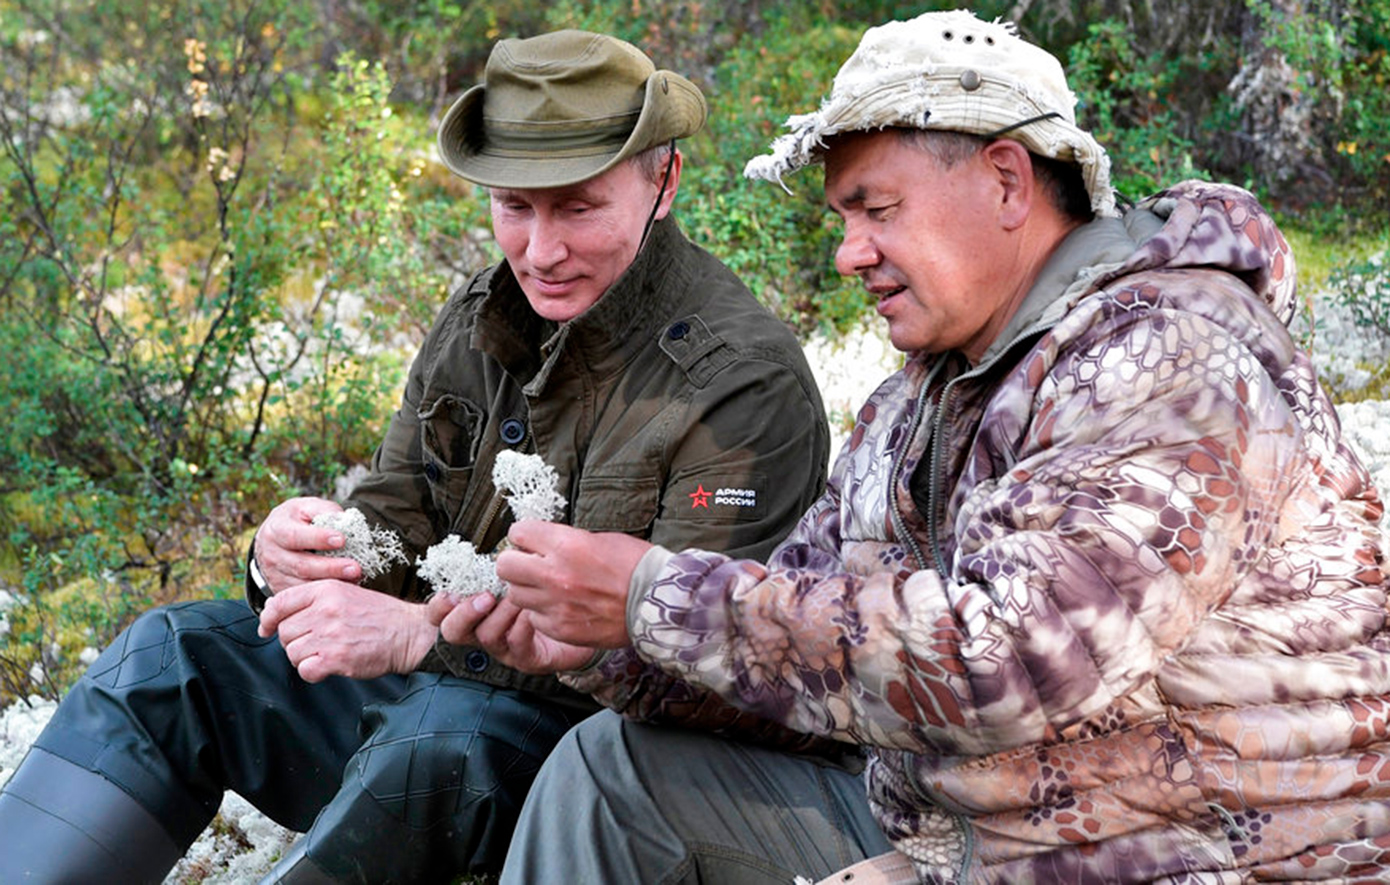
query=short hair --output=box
[895,128,1093,223]
[631,141,676,185]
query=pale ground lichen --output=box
[416,451,568,599]
[493,450,566,522]
[311,508,408,580]
[417,535,503,598]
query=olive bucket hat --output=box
[437,30,707,189]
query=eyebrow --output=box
[828,185,867,214]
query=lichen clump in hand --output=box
[416,535,504,598]
[493,450,566,522]
[416,451,568,599]
[311,508,408,580]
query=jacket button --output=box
[464,650,490,673]
[424,461,441,482]
[500,418,525,444]
[667,321,689,340]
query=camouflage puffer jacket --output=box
[570,183,1390,881]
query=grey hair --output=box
[631,141,676,185]
[894,128,1093,222]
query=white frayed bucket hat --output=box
[744,10,1117,217]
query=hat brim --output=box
[437,71,706,189]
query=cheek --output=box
[490,213,528,258]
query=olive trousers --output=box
[501,710,894,884]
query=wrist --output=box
[400,602,440,673]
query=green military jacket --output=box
[286,217,829,702]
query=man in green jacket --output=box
[0,30,828,883]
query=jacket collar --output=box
[975,216,1135,366]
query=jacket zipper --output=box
[925,381,956,577]
[892,329,1053,883]
[889,359,948,571]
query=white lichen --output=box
[493,450,566,522]
[311,508,408,580]
[414,451,567,599]
[416,535,504,598]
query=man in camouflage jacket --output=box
[487,12,1390,884]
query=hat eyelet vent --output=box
[942,30,953,40]
[985,36,995,45]
[964,34,975,43]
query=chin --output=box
[525,299,585,323]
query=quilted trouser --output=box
[29,598,589,882]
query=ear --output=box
[981,139,1034,231]
[652,149,684,220]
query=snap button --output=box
[500,418,525,444]
[960,69,982,91]
[667,321,689,340]
[464,650,490,673]
[424,461,441,482]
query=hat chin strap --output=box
[638,140,678,252]
[980,111,1062,139]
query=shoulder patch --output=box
[666,473,768,523]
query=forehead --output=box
[490,159,642,203]
[823,132,921,203]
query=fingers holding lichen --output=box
[310,508,408,580]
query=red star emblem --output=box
[688,484,711,508]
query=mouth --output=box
[871,285,906,313]
[530,276,577,295]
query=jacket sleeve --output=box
[646,345,830,561]
[566,336,841,749]
[565,487,846,750]
[577,295,1356,756]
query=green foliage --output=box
[1250,0,1390,206]
[1065,18,1216,201]
[0,0,470,702]
[1329,248,1390,338]
[686,9,872,335]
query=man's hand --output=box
[427,592,596,674]
[495,521,650,649]
[253,497,363,594]
[259,581,435,682]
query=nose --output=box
[526,216,567,270]
[834,225,879,277]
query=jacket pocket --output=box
[573,474,660,535]
[418,394,484,519]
